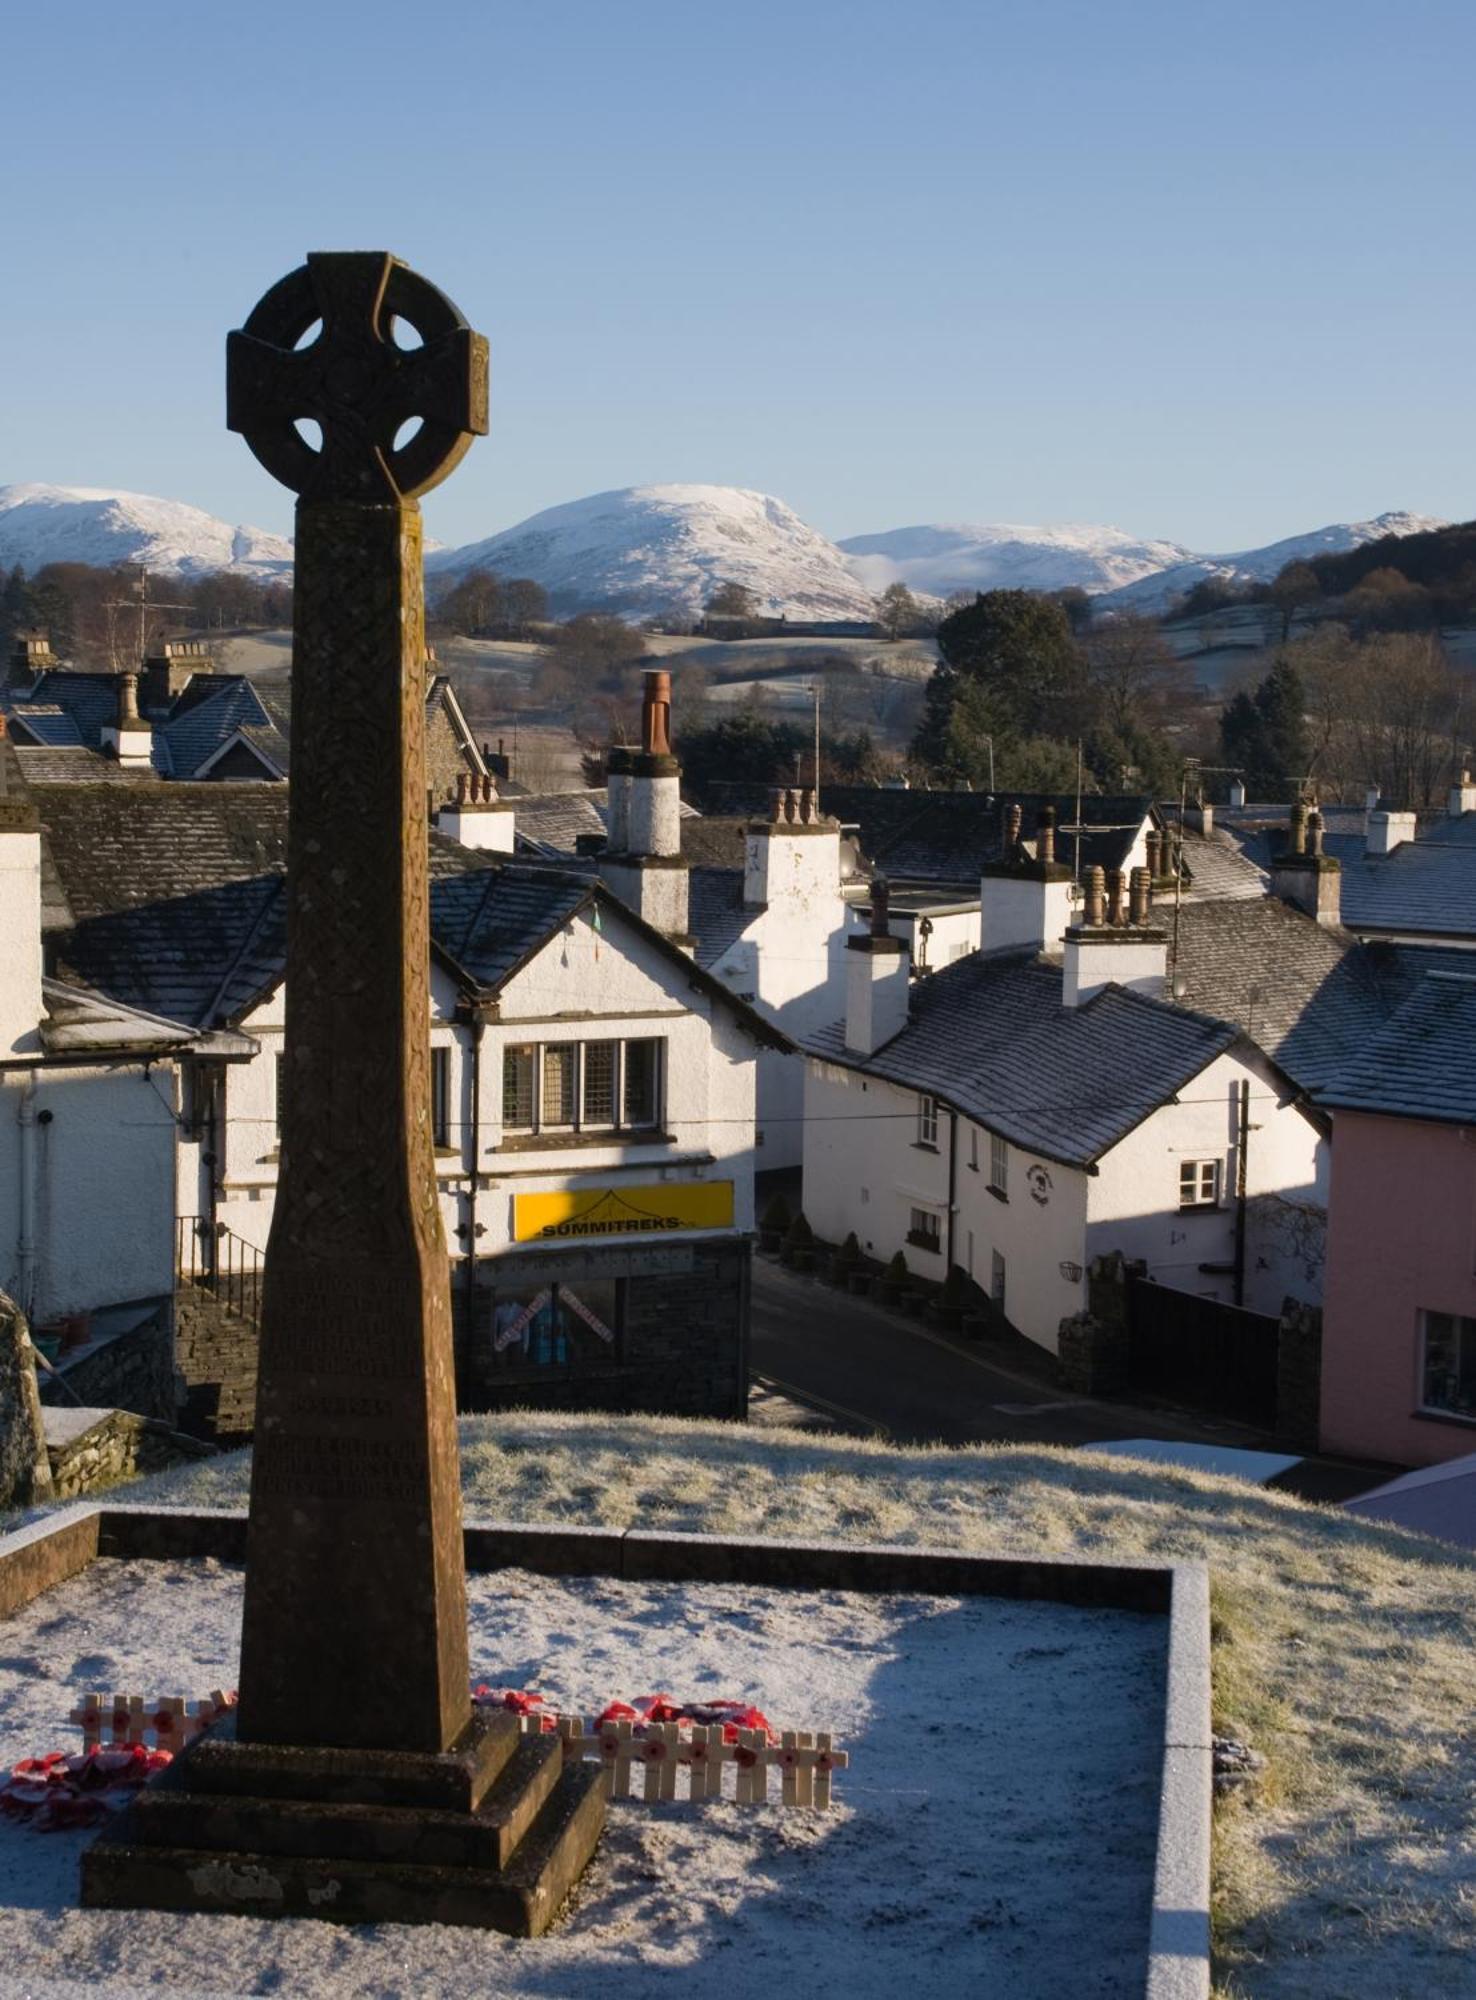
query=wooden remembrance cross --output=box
[227,252,487,1753]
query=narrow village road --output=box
[749,1256,1256,1452]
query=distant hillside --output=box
[1299,516,1476,601]
[838,521,1189,598]
[0,483,293,578]
[426,484,878,623]
[1099,511,1446,612]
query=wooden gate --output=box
[1126,1280,1280,1427]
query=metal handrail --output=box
[176,1216,264,1328]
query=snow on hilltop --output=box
[1096,510,1448,612]
[0,483,294,579]
[839,521,1193,599]
[425,484,879,623]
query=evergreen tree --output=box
[1219,657,1310,796]
[912,588,1087,781]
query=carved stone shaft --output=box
[236,501,470,1754]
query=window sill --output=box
[1178,1203,1221,1214]
[912,1141,939,1154]
[495,1129,673,1154]
[1412,1406,1476,1431]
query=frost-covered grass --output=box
[38,1412,1476,1998]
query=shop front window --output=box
[485,1279,622,1373]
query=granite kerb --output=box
[0,1506,1212,1998]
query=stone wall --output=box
[175,1280,261,1441]
[1276,1300,1323,1451]
[43,1408,202,1498]
[0,1291,52,1508]
[39,1313,176,1425]
[1055,1253,1141,1396]
[461,1238,750,1421]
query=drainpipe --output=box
[459,1010,489,1361]
[15,1075,37,1319]
[946,1106,958,1276]
[1233,1079,1250,1308]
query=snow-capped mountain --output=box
[838,521,1192,600]
[0,484,294,579]
[426,484,878,623]
[1096,511,1446,613]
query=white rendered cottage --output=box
[802,825,1329,1355]
[33,777,782,1423]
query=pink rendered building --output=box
[1320,974,1476,1467]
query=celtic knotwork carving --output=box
[226,252,489,502]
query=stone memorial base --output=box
[80,1710,606,1936]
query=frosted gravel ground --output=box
[0,1558,1164,2000]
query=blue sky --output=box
[5,0,1473,553]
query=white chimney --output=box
[437,772,516,852]
[1228,780,1246,809]
[743,786,841,910]
[979,802,1073,957]
[599,670,691,939]
[98,671,155,770]
[1449,768,1476,818]
[1061,867,1167,1007]
[844,878,910,1055]
[1366,809,1417,857]
[0,725,43,1054]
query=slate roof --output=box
[165,680,285,778]
[1225,819,1476,938]
[687,785,1153,884]
[28,783,291,921]
[1174,826,1266,902]
[34,781,786,1048]
[806,954,1238,1168]
[13,746,154,784]
[689,867,750,970]
[1318,973,1476,1125]
[1169,898,1413,1090]
[3,670,290,780]
[509,788,705,859]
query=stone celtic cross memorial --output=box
[83,253,605,1933]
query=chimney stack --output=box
[1449,767,1476,818]
[599,668,691,939]
[1105,868,1126,928]
[844,874,910,1055]
[8,631,58,690]
[1062,860,1168,1007]
[1365,809,1416,857]
[979,797,1073,955]
[100,671,155,769]
[141,640,211,714]
[436,769,515,852]
[1228,779,1246,809]
[743,784,841,910]
[1271,800,1342,925]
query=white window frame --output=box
[989,1131,1009,1199]
[1179,1159,1221,1210]
[916,1096,939,1149]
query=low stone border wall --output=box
[0,1504,1211,1999]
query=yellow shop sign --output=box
[513,1182,735,1244]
